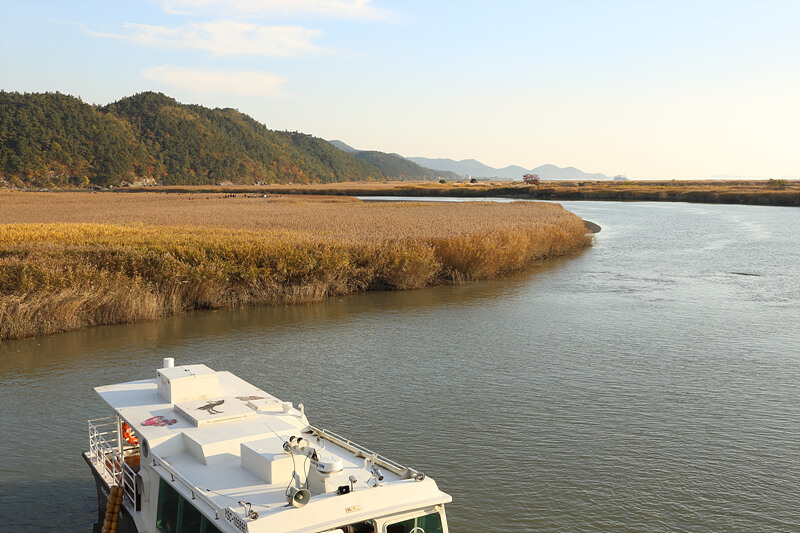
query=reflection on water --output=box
[1,201,798,532]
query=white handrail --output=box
[308,426,418,478]
[88,417,138,508]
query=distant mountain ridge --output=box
[327,140,459,180]
[407,156,612,181]
[328,139,358,153]
[328,142,609,181]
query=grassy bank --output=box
[117,179,800,206]
[0,193,591,340]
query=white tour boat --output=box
[84,359,451,533]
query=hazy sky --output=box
[1,0,798,179]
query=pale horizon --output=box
[1,0,798,180]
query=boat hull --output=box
[82,453,139,533]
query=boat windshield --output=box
[386,512,444,533]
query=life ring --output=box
[122,422,138,446]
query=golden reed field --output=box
[0,191,591,340]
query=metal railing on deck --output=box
[88,416,138,508]
[308,425,419,478]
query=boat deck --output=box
[91,364,449,533]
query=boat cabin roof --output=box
[94,364,449,533]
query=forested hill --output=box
[0,91,390,187]
[348,151,460,180]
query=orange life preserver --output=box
[122,422,139,446]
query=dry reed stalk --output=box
[0,197,591,340]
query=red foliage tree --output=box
[523,173,540,185]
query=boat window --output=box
[180,496,203,532]
[157,478,181,533]
[318,520,376,533]
[348,522,376,533]
[205,518,224,533]
[341,520,376,533]
[385,512,443,533]
[156,477,224,533]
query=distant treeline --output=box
[0,91,447,188]
[123,180,799,207]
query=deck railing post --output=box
[88,417,138,508]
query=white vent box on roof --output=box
[247,396,283,412]
[157,364,219,404]
[241,440,308,485]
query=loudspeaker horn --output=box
[287,487,311,508]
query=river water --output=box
[1,201,798,532]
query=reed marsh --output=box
[0,191,591,340]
